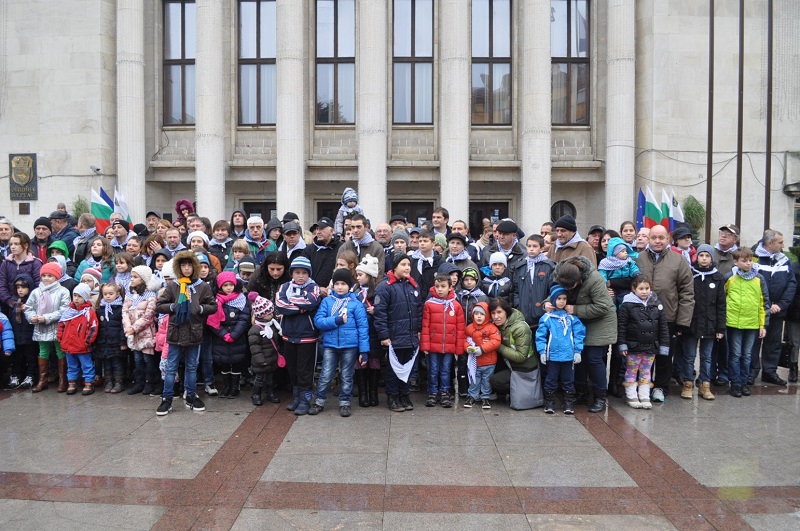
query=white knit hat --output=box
[356,254,380,278]
[489,252,507,267]
[187,230,209,245]
[132,265,162,292]
[161,259,175,280]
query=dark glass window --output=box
[164,1,196,125]
[316,0,355,124]
[551,0,590,125]
[393,0,433,124]
[239,1,277,125]
[471,0,511,125]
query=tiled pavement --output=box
[1,376,799,530]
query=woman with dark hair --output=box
[487,297,535,399]
[548,256,617,412]
[248,251,290,303]
[0,232,42,312]
[598,230,620,261]
[619,221,637,246]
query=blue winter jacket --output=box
[314,292,371,353]
[275,280,321,343]
[0,312,16,353]
[373,271,423,349]
[535,309,585,363]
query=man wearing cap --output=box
[145,210,162,235]
[31,217,53,263]
[110,220,135,254]
[444,232,477,272]
[282,212,300,225]
[338,214,385,279]
[669,224,696,264]
[713,224,739,276]
[548,215,597,267]
[49,210,79,258]
[244,216,277,266]
[389,215,407,232]
[480,219,526,270]
[279,222,307,263]
[72,213,100,265]
[587,224,605,264]
[303,217,341,294]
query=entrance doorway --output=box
[241,202,277,222]
[468,201,509,239]
[317,202,341,222]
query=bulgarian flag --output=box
[661,189,673,231]
[643,186,663,229]
[91,188,113,234]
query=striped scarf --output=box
[733,265,759,281]
[174,277,194,325]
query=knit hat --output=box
[550,285,568,303]
[187,230,209,245]
[33,217,52,231]
[554,214,577,233]
[289,256,312,274]
[696,244,715,258]
[496,220,518,234]
[489,252,507,267]
[248,291,274,319]
[40,262,63,279]
[161,259,175,279]
[81,267,102,284]
[612,244,627,256]
[238,256,256,273]
[73,283,92,302]
[341,188,358,205]
[112,219,130,231]
[462,267,479,281]
[356,254,380,278]
[332,268,354,288]
[216,271,237,289]
[131,265,159,291]
[391,229,410,246]
[391,252,411,271]
[434,234,447,249]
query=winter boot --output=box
[387,394,405,412]
[229,373,241,398]
[128,364,145,395]
[368,368,380,406]
[563,391,576,414]
[251,374,264,406]
[294,390,312,415]
[790,362,798,383]
[265,373,280,403]
[57,358,68,392]
[543,391,556,414]
[104,374,114,393]
[286,386,301,411]
[355,369,369,408]
[66,381,78,395]
[587,397,607,413]
[638,384,652,409]
[31,358,49,393]
[625,383,642,408]
[82,381,94,395]
[680,380,694,399]
[110,370,125,394]
[219,372,232,398]
[698,381,715,400]
[574,385,588,404]
[141,369,156,396]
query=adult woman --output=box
[103,225,115,242]
[549,256,617,412]
[488,297,535,399]
[598,230,620,261]
[140,234,166,267]
[248,251,290,303]
[619,221,637,246]
[74,237,116,283]
[0,232,42,311]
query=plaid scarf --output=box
[99,296,123,321]
[733,265,759,281]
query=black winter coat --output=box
[94,304,127,359]
[303,237,341,289]
[688,267,727,338]
[617,294,670,357]
[786,262,800,323]
[249,321,282,373]
[511,258,555,327]
[373,272,422,350]
[210,297,252,366]
[411,253,441,301]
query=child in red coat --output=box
[57,283,99,395]
[421,273,466,408]
[463,302,502,409]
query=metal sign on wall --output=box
[9,154,38,200]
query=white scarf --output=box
[554,232,583,251]
[388,344,418,383]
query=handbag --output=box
[505,359,543,410]
[778,340,793,369]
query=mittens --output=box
[540,354,547,365]
[224,333,234,343]
[573,352,582,364]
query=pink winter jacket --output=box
[155,314,169,355]
[122,295,157,354]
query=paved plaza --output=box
[1,376,799,530]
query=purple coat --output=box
[0,253,42,308]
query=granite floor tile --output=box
[0,500,166,530]
[741,512,800,530]
[526,514,678,530]
[388,414,495,446]
[232,508,384,530]
[275,415,390,454]
[386,444,510,486]
[383,511,531,530]
[262,452,387,484]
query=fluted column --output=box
[116,0,145,222]
[605,0,636,227]
[194,0,226,222]
[439,0,471,222]
[520,0,552,233]
[276,0,306,224]
[357,0,388,224]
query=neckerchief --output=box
[675,245,691,263]
[126,287,156,308]
[715,242,738,254]
[211,237,233,249]
[447,250,470,263]
[599,255,631,272]
[99,296,123,321]
[526,253,547,271]
[427,293,456,315]
[691,264,718,282]
[388,344,418,383]
[755,242,787,264]
[86,255,102,268]
[114,271,131,291]
[351,233,374,255]
[60,302,92,322]
[207,292,246,330]
[410,249,433,274]
[460,286,487,300]
[500,238,519,256]
[555,232,582,251]
[733,265,759,281]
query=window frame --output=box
[471,0,512,126]
[163,0,196,126]
[392,0,434,125]
[550,0,591,126]
[315,0,356,125]
[238,0,277,126]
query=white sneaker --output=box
[19,376,33,389]
[6,376,20,389]
[651,388,665,403]
[205,384,218,396]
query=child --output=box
[420,273,466,408]
[311,268,370,417]
[331,251,358,289]
[536,286,586,414]
[49,255,78,294]
[455,267,489,397]
[334,187,364,236]
[437,262,462,291]
[0,311,16,389]
[598,237,640,306]
[123,265,161,395]
[47,240,77,278]
[238,257,256,286]
[512,234,556,329]
[480,252,513,301]
[724,248,769,398]
[352,254,382,407]
[110,252,134,292]
[410,230,441,301]
[8,274,37,389]
[208,272,252,398]
[209,220,233,267]
[155,251,217,415]
[670,225,697,264]
[224,239,251,272]
[463,302,501,409]
[24,262,71,392]
[433,233,447,255]
[57,283,99,395]
[275,256,321,415]
[248,292,283,405]
[150,249,172,282]
[174,198,195,227]
[94,283,127,393]
[681,244,726,400]
[617,276,670,409]
[80,268,102,304]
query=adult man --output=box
[480,219,526,270]
[431,207,451,237]
[635,225,694,402]
[186,215,207,236]
[49,210,79,257]
[145,210,162,235]
[338,214,385,279]
[31,217,53,262]
[389,215,407,232]
[540,222,554,237]
[451,219,479,262]
[72,213,100,265]
[244,216,277,265]
[547,215,597,267]
[374,223,393,254]
[635,227,650,253]
[110,220,134,254]
[303,217,341,295]
[712,224,739,276]
[164,228,187,257]
[587,224,605,264]
[279,222,306,263]
[109,212,124,223]
[0,218,13,258]
[749,230,796,386]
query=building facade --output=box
[1,0,798,243]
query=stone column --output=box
[116,0,146,222]
[276,0,306,224]
[439,0,470,222]
[605,0,636,227]
[194,0,226,222]
[519,0,552,233]
[357,0,388,224]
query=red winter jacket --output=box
[421,287,466,355]
[57,302,98,354]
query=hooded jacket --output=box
[553,256,618,346]
[9,274,35,345]
[536,308,586,363]
[0,312,16,354]
[688,261,727,338]
[725,270,770,330]
[496,308,537,371]
[511,255,556,327]
[249,319,282,373]
[617,292,671,356]
[0,252,42,308]
[24,280,71,342]
[244,230,277,266]
[314,290,370,352]
[155,251,217,346]
[456,284,488,325]
[57,301,99,354]
[122,288,158,354]
[464,302,501,367]
[174,199,195,224]
[373,271,422,349]
[229,210,248,239]
[48,240,77,277]
[420,286,466,355]
[210,291,252,366]
[334,187,365,235]
[634,246,695,327]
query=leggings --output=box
[38,341,64,360]
[284,342,318,391]
[624,353,655,385]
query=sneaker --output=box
[400,395,414,411]
[156,398,173,416]
[425,393,437,407]
[339,405,351,417]
[184,395,206,412]
[463,397,475,408]
[19,376,33,389]
[6,375,19,389]
[440,394,452,408]
[204,384,219,396]
[481,399,491,409]
[544,402,555,414]
[651,388,665,403]
[182,390,187,400]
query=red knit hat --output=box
[40,262,63,279]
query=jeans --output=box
[573,345,608,398]
[727,327,757,388]
[200,332,215,386]
[652,322,677,392]
[103,356,124,376]
[133,350,157,381]
[385,347,414,396]
[426,352,453,394]
[66,353,95,382]
[315,347,359,406]
[162,343,200,400]
[750,316,783,379]
[284,342,318,391]
[544,360,575,394]
[468,365,495,399]
[711,332,729,381]
[682,335,714,383]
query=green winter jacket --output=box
[497,309,537,371]
[554,256,618,346]
[725,273,770,330]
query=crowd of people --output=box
[0,190,798,418]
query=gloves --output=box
[540,354,547,365]
[224,333,234,343]
[473,347,483,357]
[573,353,582,364]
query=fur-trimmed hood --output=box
[553,255,595,284]
[173,250,201,280]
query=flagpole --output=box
[705,0,714,243]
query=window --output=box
[163,0,196,125]
[471,0,511,125]
[393,0,433,124]
[551,0,589,125]
[316,0,355,124]
[239,1,277,125]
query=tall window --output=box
[551,0,589,125]
[164,0,196,125]
[471,0,511,125]
[393,0,433,124]
[316,0,355,124]
[239,1,277,125]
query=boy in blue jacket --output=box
[311,269,370,417]
[536,285,585,415]
[0,311,17,387]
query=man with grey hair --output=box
[749,229,796,386]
